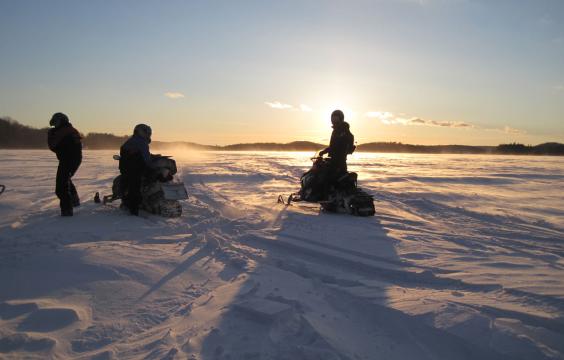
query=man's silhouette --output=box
[319,109,355,178]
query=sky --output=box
[1,0,563,146]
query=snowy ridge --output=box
[0,150,563,359]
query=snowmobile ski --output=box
[277,193,299,206]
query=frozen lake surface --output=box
[1,150,563,359]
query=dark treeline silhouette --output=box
[356,142,494,154]
[85,133,128,149]
[1,117,563,155]
[151,141,217,151]
[0,117,49,148]
[496,142,564,155]
[0,117,128,150]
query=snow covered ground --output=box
[0,149,563,360]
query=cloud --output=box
[265,101,293,110]
[484,125,526,135]
[265,101,313,112]
[365,111,394,120]
[503,126,526,135]
[366,111,473,128]
[367,110,527,135]
[164,92,185,99]
[299,104,313,112]
[427,119,473,128]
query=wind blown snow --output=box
[0,150,563,359]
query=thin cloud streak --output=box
[366,110,527,135]
[365,111,472,128]
[503,126,527,135]
[265,101,313,112]
[164,92,185,99]
[265,101,293,110]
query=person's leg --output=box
[120,173,130,209]
[128,173,142,216]
[69,161,81,207]
[327,160,340,184]
[120,155,145,215]
[55,162,73,216]
[69,180,80,207]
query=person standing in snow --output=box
[119,124,153,216]
[319,109,356,178]
[47,112,83,217]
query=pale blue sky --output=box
[1,0,563,145]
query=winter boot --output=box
[72,195,81,207]
[70,184,80,207]
[61,207,73,217]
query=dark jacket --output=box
[324,121,355,164]
[47,123,82,165]
[119,135,152,174]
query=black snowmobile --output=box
[95,154,188,217]
[279,154,375,216]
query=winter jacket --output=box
[323,122,355,164]
[47,123,82,165]
[119,135,152,174]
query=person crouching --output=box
[47,112,82,217]
[119,124,153,216]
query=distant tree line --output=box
[0,117,128,149]
[84,133,129,149]
[356,142,494,154]
[1,117,563,155]
[495,142,564,155]
[0,117,49,148]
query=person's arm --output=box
[47,128,57,151]
[47,127,73,152]
[319,131,336,156]
[140,142,153,166]
[47,126,80,152]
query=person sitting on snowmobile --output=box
[119,124,154,216]
[47,112,82,217]
[318,109,355,180]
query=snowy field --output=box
[1,149,563,360]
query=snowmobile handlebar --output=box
[311,150,332,161]
[310,151,325,161]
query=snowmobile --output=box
[95,154,188,217]
[279,154,375,216]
